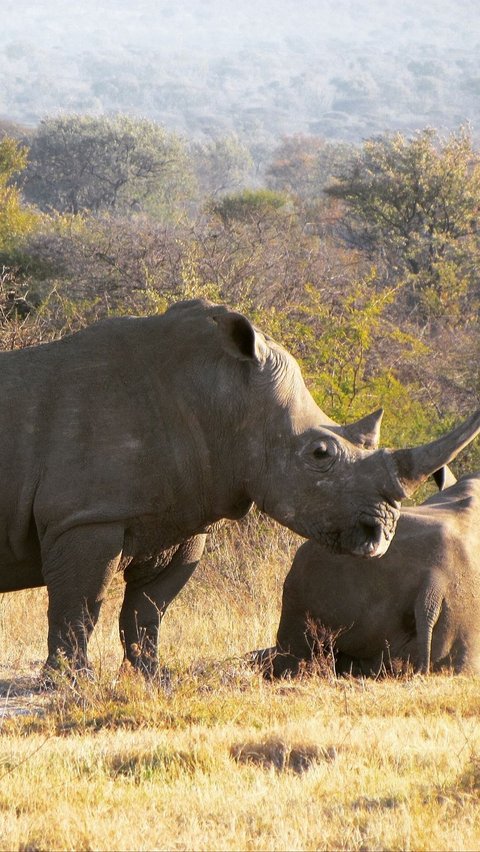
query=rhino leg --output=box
[119,534,206,676]
[42,523,124,674]
[248,646,304,679]
[272,606,314,678]
[248,647,277,677]
[414,582,444,673]
[453,635,480,675]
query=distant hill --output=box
[2,0,480,143]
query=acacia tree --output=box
[326,127,480,320]
[22,115,194,219]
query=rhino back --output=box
[0,307,250,554]
[422,471,480,507]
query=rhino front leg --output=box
[120,534,206,676]
[41,523,124,674]
[414,582,444,673]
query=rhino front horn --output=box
[390,409,480,497]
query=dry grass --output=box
[0,518,479,851]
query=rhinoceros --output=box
[255,468,480,677]
[0,298,479,675]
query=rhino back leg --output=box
[456,636,480,675]
[437,631,480,674]
[119,534,206,676]
[41,523,124,673]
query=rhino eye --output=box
[313,442,329,459]
[308,439,338,470]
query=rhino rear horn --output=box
[342,408,383,450]
[391,409,480,496]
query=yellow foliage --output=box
[0,136,40,252]
[0,185,39,251]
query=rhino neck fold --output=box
[160,373,256,529]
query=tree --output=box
[21,211,188,316]
[0,136,39,255]
[191,135,254,199]
[266,134,352,201]
[326,127,480,321]
[210,188,289,225]
[22,115,194,219]
[255,271,427,429]
[0,119,32,142]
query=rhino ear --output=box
[432,465,457,490]
[213,311,267,364]
[342,408,384,450]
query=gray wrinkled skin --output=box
[0,297,478,675]
[258,470,480,677]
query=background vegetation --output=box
[1,116,478,452]
[2,0,480,146]
[0,108,479,850]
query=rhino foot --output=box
[247,647,277,679]
[120,656,173,692]
[40,657,95,691]
[248,647,306,680]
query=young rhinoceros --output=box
[257,468,480,677]
[0,297,479,676]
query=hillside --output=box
[2,0,480,143]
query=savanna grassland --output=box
[0,117,479,850]
[0,519,479,851]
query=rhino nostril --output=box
[382,495,402,512]
[390,499,401,511]
[361,520,383,549]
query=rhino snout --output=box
[351,519,390,558]
[347,501,400,559]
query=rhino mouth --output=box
[310,507,398,558]
[279,500,400,558]
[322,523,391,558]
[350,519,391,558]
[348,506,399,558]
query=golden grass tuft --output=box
[230,736,337,774]
[0,516,479,850]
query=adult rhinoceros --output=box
[1,298,479,675]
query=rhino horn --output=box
[391,409,480,497]
[342,408,383,450]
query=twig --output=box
[0,735,52,783]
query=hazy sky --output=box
[2,0,479,139]
[3,0,478,46]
